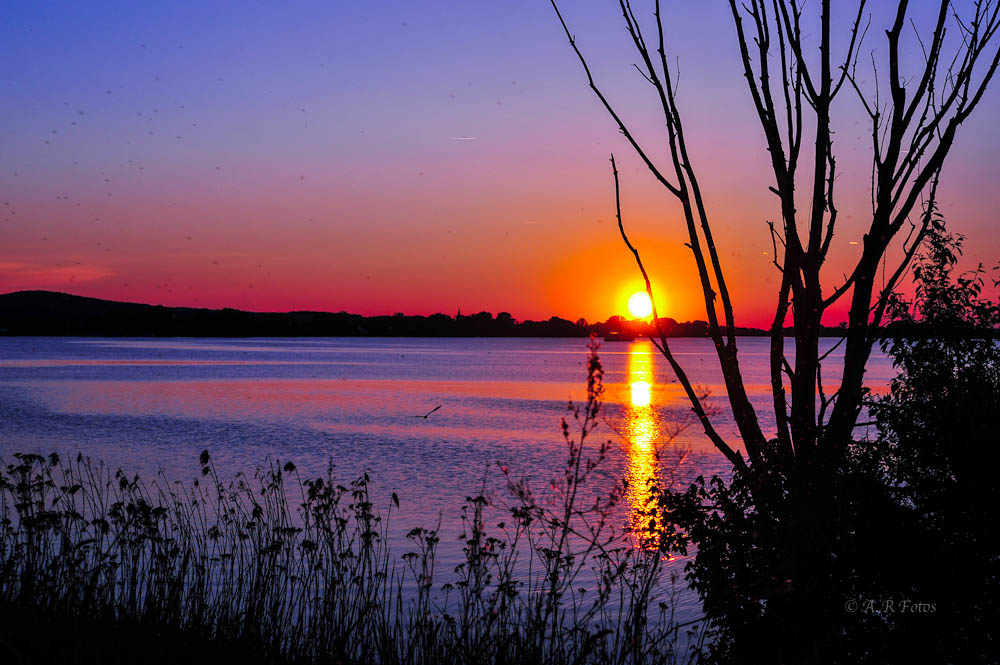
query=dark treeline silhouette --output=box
[0,290,867,338]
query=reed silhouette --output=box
[0,339,700,665]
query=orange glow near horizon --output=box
[544,238,699,323]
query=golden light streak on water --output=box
[631,381,651,407]
[623,342,661,541]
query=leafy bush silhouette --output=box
[653,226,998,664]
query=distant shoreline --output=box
[1,290,988,339]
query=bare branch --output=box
[818,335,847,363]
[770,273,794,459]
[867,172,942,345]
[610,155,747,470]
[832,1,869,98]
[819,150,838,261]
[549,1,682,198]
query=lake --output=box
[0,336,892,624]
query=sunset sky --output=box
[3,1,999,327]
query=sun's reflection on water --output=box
[623,342,662,541]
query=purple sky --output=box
[2,1,998,325]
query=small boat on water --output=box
[603,331,636,342]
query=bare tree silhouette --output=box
[552,0,1000,477]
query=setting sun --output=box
[627,291,653,319]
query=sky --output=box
[2,1,999,327]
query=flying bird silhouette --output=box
[413,405,442,419]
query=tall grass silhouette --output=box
[0,339,701,664]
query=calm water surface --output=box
[0,336,891,622]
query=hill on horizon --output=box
[0,290,686,338]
